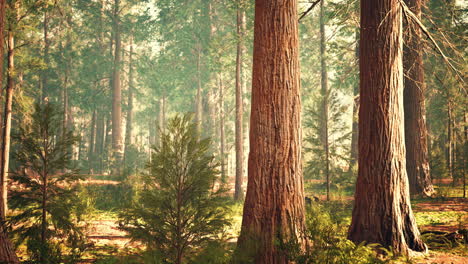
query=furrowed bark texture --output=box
[348,0,427,255]
[235,0,306,262]
[403,0,434,196]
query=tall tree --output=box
[0,0,19,262]
[403,0,434,196]
[235,0,307,261]
[112,0,123,162]
[319,0,331,201]
[234,0,245,201]
[348,0,427,255]
[124,36,134,162]
[0,0,16,219]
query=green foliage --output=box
[10,102,86,263]
[303,90,352,188]
[119,114,231,263]
[289,202,393,264]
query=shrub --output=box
[119,114,231,264]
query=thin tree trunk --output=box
[403,0,434,196]
[348,0,426,255]
[235,0,307,261]
[320,0,330,201]
[0,0,19,261]
[88,109,97,173]
[447,96,453,182]
[234,4,245,201]
[124,37,134,159]
[41,10,49,102]
[95,110,105,173]
[1,23,15,219]
[195,47,203,135]
[219,74,226,183]
[350,29,359,172]
[463,111,467,198]
[112,0,123,162]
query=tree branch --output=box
[299,0,321,22]
[399,0,466,90]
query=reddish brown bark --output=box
[348,0,427,255]
[235,0,306,262]
[403,0,434,196]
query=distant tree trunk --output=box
[95,110,105,173]
[88,109,97,173]
[112,0,123,162]
[403,0,434,197]
[463,111,467,198]
[159,96,166,141]
[0,0,19,261]
[234,4,245,201]
[41,10,49,102]
[235,0,307,261]
[348,0,427,255]
[1,22,15,219]
[320,0,331,201]
[219,74,226,183]
[124,38,134,160]
[447,96,453,182]
[195,47,203,135]
[104,113,112,170]
[350,29,359,172]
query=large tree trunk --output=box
[234,4,245,201]
[235,0,307,262]
[111,0,123,162]
[403,0,434,197]
[348,0,427,255]
[1,22,15,220]
[319,0,331,201]
[0,0,19,261]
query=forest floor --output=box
[76,176,467,263]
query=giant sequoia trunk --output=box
[319,0,331,201]
[348,0,427,255]
[235,0,307,262]
[234,5,245,201]
[111,0,123,162]
[403,0,434,196]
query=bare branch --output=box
[299,0,321,22]
[399,0,466,90]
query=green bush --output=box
[290,202,393,264]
